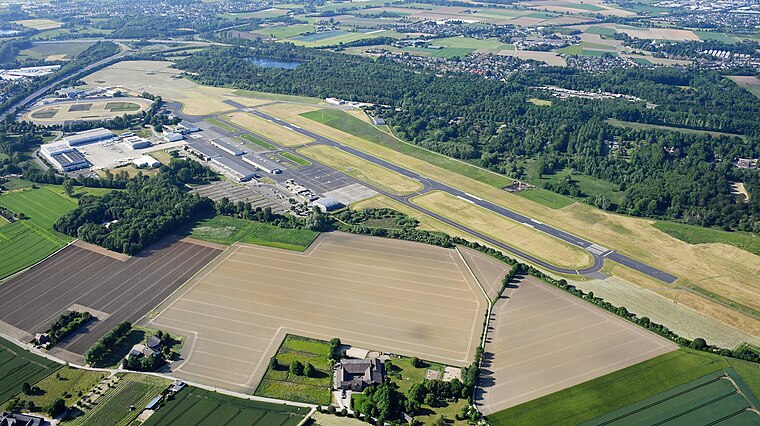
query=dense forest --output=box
[174,41,760,231]
[53,160,216,254]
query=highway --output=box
[221,100,677,283]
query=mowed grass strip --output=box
[68,374,168,426]
[242,133,276,150]
[0,336,61,404]
[226,112,313,146]
[144,386,307,426]
[487,348,730,426]
[105,102,140,112]
[412,191,593,269]
[190,215,319,251]
[300,108,512,188]
[653,222,760,256]
[279,151,311,166]
[298,145,423,196]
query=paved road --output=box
[214,100,677,283]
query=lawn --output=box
[255,335,333,405]
[606,118,744,139]
[521,165,624,206]
[242,134,276,150]
[144,386,307,426]
[300,108,512,189]
[68,374,168,426]
[189,215,319,251]
[206,117,239,133]
[105,102,140,112]
[17,367,106,411]
[652,222,760,256]
[487,348,730,426]
[280,151,312,166]
[298,145,424,196]
[0,186,78,280]
[0,336,61,406]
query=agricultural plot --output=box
[0,187,76,280]
[255,335,333,405]
[189,215,319,251]
[12,19,62,30]
[0,336,61,405]
[68,374,168,426]
[145,232,487,393]
[477,276,677,415]
[728,76,760,99]
[17,41,94,61]
[584,370,760,425]
[143,386,307,426]
[23,98,152,125]
[0,238,221,359]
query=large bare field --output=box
[412,191,594,270]
[298,145,423,195]
[476,276,677,415]
[497,48,567,66]
[145,232,487,393]
[262,101,760,339]
[226,111,314,146]
[0,238,220,362]
[82,61,272,116]
[23,98,152,124]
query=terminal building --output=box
[39,142,89,172]
[210,139,245,156]
[210,157,257,182]
[63,128,114,146]
[242,154,281,174]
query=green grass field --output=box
[206,117,238,132]
[280,151,312,166]
[68,374,168,426]
[653,222,760,256]
[431,36,512,50]
[694,31,735,44]
[0,186,77,280]
[18,367,106,411]
[300,108,512,188]
[255,335,332,405]
[189,215,319,251]
[583,370,759,425]
[522,165,624,206]
[241,133,276,150]
[0,337,61,406]
[429,47,475,59]
[585,26,618,37]
[17,41,94,61]
[487,349,730,426]
[514,188,575,209]
[105,102,140,112]
[606,118,744,139]
[145,386,307,426]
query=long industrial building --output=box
[210,139,245,156]
[187,143,221,160]
[62,127,114,146]
[210,157,257,182]
[242,154,281,174]
[39,142,89,172]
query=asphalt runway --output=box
[217,100,676,283]
[0,237,220,359]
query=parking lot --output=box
[0,237,221,362]
[191,181,289,214]
[144,232,489,393]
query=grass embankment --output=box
[255,335,332,405]
[298,145,423,196]
[300,108,512,189]
[68,374,168,426]
[0,186,77,280]
[487,348,729,426]
[145,386,307,426]
[0,337,61,405]
[653,222,760,256]
[190,215,319,251]
[411,191,594,269]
